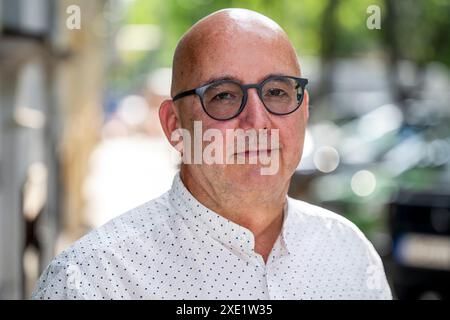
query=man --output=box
[32,8,392,300]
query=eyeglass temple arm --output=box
[172,89,197,102]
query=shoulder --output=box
[287,197,373,247]
[66,191,175,261]
[286,197,392,299]
[286,197,385,272]
[32,192,175,299]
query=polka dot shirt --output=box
[32,172,392,300]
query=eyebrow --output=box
[201,73,291,87]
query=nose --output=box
[238,88,272,130]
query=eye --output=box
[212,92,235,101]
[266,88,287,97]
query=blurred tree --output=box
[382,0,450,108]
[112,0,450,91]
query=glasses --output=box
[172,75,308,121]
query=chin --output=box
[227,164,282,184]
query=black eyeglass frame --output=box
[172,75,309,121]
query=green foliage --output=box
[114,0,450,88]
[392,0,450,66]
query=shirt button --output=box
[238,234,248,243]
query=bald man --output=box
[33,9,392,300]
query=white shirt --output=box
[32,172,392,300]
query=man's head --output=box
[160,8,309,200]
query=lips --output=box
[235,149,277,157]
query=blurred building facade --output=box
[0,0,105,299]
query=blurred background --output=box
[0,0,449,300]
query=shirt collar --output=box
[168,171,295,257]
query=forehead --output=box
[188,30,300,86]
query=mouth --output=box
[234,149,278,157]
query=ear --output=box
[159,99,181,147]
[302,89,309,120]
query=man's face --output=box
[174,25,308,194]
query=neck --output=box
[180,166,289,262]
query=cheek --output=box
[281,130,303,154]
[179,99,212,129]
[279,118,306,161]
